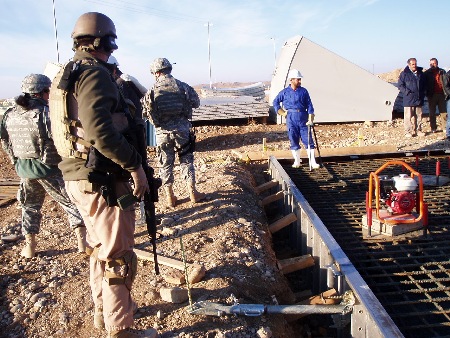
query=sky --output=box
[1,0,450,99]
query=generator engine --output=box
[379,174,417,214]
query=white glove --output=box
[306,114,314,126]
[130,165,149,201]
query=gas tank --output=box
[392,174,417,192]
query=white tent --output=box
[269,36,399,124]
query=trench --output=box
[260,151,450,337]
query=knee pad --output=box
[104,251,137,291]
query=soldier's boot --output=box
[75,226,88,253]
[107,328,158,338]
[21,234,37,258]
[189,182,206,203]
[164,185,177,207]
[95,301,138,330]
[291,149,302,168]
[94,305,104,329]
[307,148,320,169]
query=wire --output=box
[83,0,208,24]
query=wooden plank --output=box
[269,213,298,234]
[234,144,401,162]
[134,248,185,270]
[254,179,278,195]
[277,255,315,275]
[261,191,284,206]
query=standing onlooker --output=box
[141,58,205,207]
[398,58,426,137]
[424,58,447,133]
[443,69,450,140]
[272,68,320,169]
[0,74,86,258]
[49,12,158,338]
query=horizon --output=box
[1,0,450,99]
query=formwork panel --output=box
[279,152,450,337]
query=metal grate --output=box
[283,154,450,337]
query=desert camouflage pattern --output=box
[21,74,51,94]
[18,174,84,235]
[1,99,61,166]
[155,119,195,186]
[149,58,172,74]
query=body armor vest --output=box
[152,76,189,126]
[49,59,143,176]
[3,100,61,166]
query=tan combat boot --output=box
[164,185,177,207]
[95,301,137,330]
[188,183,206,203]
[21,234,37,258]
[94,305,104,329]
[75,227,88,253]
[108,327,158,338]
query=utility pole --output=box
[52,0,60,63]
[270,37,276,68]
[205,22,213,89]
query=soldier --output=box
[49,12,158,338]
[0,74,87,258]
[142,58,205,207]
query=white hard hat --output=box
[288,69,303,79]
[107,55,119,66]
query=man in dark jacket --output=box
[424,58,447,133]
[398,58,426,137]
[443,69,450,140]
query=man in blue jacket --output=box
[398,58,426,138]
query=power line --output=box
[83,0,208,23]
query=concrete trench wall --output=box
[267,156,404,338]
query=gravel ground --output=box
[0,92,449,337]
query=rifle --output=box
[142,164,162,275]
[117,165,161,275]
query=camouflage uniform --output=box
[142,73,199,187]
[156,120,194,185]
[0,98,84,235]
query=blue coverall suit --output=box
[273,85,315,150]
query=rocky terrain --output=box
[0,73,449,338]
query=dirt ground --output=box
[1,78,449,338]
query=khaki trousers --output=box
[404,106,423,134]
[65,180,135,331]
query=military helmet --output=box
[21,74,51,94]
[150,58,172,74]
[72,12,117,39]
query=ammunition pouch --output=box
[176,130,196,157]
[104,251,137,291]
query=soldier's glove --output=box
[277,108,287,117]
[130,165,149,201]
[306,114,314,126]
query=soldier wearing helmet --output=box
[273,68,320,169]
[142,58,206,207]
[0,74,86,259]
[49,12,158,338]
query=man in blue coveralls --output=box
[273,68,320,169]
